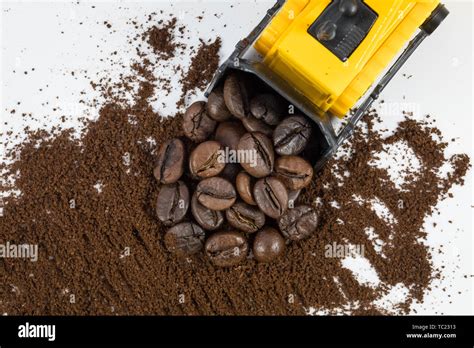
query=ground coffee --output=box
[179,37,222,107]
[145,17,179,60]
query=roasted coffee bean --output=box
[253,177,288,219]
[206,85,232,122]
[226,202,265,233]
[205,231,248,267]
[196,177,237,211]
[236,171,257,205]
[253,227,285,263]
[189,140,225,179]
[215,121,246,151]
[183,101,217,142]
[237,132,274,178]
[223,73,251,119]
[275,155,313,190]
[164,222,205,256]
[156,181,190,226]
[220,163,241,182]
[273,115,312,155]
[242,115,273,137]
[191,193,224,231]
[153,138,185,184]
[278,205,318,241]
[250,93,283,126]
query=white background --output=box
[1,0,473,315]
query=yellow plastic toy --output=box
[206,0,448,170]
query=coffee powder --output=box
[179,37,222,107]
[145,17,179,60]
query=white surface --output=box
[1,0,473,315]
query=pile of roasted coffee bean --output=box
[153,72,319,267]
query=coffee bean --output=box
[206,85,232,122]
[215,121,246,151]
[189,140,225,179]
[223,73,251,119]
[220,163,241,182]
[164,222,205,256]
[273,115,312,155]
[196,177,236,211]
[156,181,189,226]
[153,138,185,184]
[191,193,224,231]
[183,101,217,142]
[226,201,265,233]
[242,115,273,137]
[278,205,318,241]
[275,155,313,190]
[236,171,257,205]
[237,132,274,178]
[253,227,285,263]
[250,93,283,126]
[205,231,248,267]
[253,177,288,219]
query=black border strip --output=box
[0,315,473,345]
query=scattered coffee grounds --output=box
[0,12,470,316]
[179,38,222,107]
[298,113,470,315]
[145,17,178,60]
